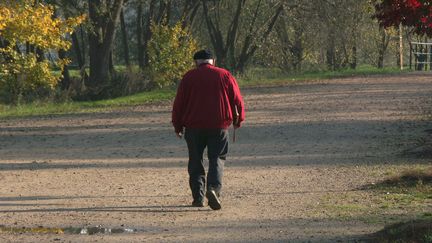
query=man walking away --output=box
[172,49,245,210]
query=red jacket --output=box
[172,63,245,133]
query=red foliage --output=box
[375,0,432,36]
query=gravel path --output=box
[0,73,431,242]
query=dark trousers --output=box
[184,128,228,202]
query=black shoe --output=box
[191,200,204,207]
[206,190,221,210]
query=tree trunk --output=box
[292,28,303,71]
[80,25,86,66]
[109,51,115,76]
[350,45,357,69]
[36,47,45,62]
[226,0,245,68]
[377,50,384,68]
[120,8,130,68]
[71,32,85,69]
[26,42,30,55]
[0,38,14,61]
[87,0,125,93]
[165,0,172,24]
[137,1,144,69]
[326,30,336,70]
[377,27,389,69]
[58,49,71,90]
[143,0,157,66]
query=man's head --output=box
[193,49,214,66]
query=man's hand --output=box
[233,105,240,129]
[176,132,183,138]
[233,121,241,129]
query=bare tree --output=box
[201,0,284,72]
[236,1,284,72]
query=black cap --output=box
[193,49,213,60]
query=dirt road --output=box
[0,73,431,242]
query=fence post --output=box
[409,42,412,70]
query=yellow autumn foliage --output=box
[0,0,85,103]
[147,22,198,88]
[0,7,10,31]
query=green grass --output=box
[0,66,411,118]
[78,88,175,108]
[317,167,432,225]
[0,88,175,118]
[237,65,409,87]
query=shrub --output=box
[147,22,198,88]
[0,47,60,103]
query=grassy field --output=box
[237,65,407,86]
[0,89,175,118]
[0,66,408,118]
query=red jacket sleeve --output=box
[228,74,245,127]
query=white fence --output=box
[410,42,432,70]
